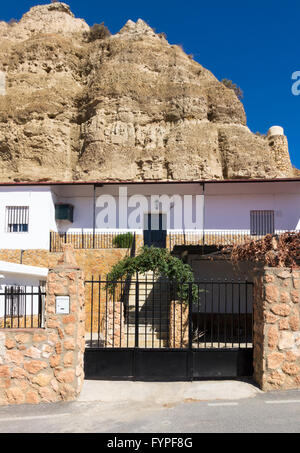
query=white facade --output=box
[0,261,47,319]
[204,181,300,232]
[0,186,56,250]
[52,181,300,232]
[0,180,299,250]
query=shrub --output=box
[221,78,244,100]
[113,232,134,249]
[84,23,111,43]
[158,32,167,39]
[8,18,18,26]
[255,131,267,138]
[225,232,300,268]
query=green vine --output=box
[106,246,198,303]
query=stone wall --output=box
[0,248,129,280]
[0,246,86,405]
[253,267,300,391]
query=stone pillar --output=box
[102,298,125,347]
[0,244,86,406]
[46,244,86,400]
[253,267,300,391]
[169,301,189,348]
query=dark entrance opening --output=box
[143,213,167,248]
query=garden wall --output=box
[0,246,86,405]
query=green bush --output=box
[84,23,111,43]
[107,246,198,303]
[112,232,134,249]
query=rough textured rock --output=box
[0,3,295,182]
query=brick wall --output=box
[253,267,300,391]
[0,246,86,406]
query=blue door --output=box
[143,214,167,248]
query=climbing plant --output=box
[106,246,198,303]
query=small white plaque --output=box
[56,296,70,314]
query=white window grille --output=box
[6,206,29,233]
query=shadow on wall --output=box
[188,256,257,282]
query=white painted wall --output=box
[55,183,205,232]
[57,181,299,233]
[51,184,93,231]
[0,186,54,249]
[204,181,300,231]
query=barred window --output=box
[6,206,29,233]
[250,210,274,235]
[5,286,25,316]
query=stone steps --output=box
[125,337,168,348]
[123,272,171,346]
[125,324,168,335]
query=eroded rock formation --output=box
[0,3,295,182]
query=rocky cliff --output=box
[0,2,295,182]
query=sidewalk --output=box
[1,381,300,433]
[78,379,261,404]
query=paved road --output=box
[0,384,300,433]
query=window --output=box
[6,206,29,232]
[250,210,274,235]
[5,286,25,316]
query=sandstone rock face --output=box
[0,2,295,182]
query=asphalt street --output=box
[0,383,300,433]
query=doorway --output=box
[143,213,167,248]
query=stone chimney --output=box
[267,126,293,176]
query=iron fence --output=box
[0,286,46,329]
[50,231,135,252]
[50,229,295,252]
[85,276,253,350]
[168,229,294,249]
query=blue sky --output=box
[1,0,300,169]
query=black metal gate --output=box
[84,275,253,380]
